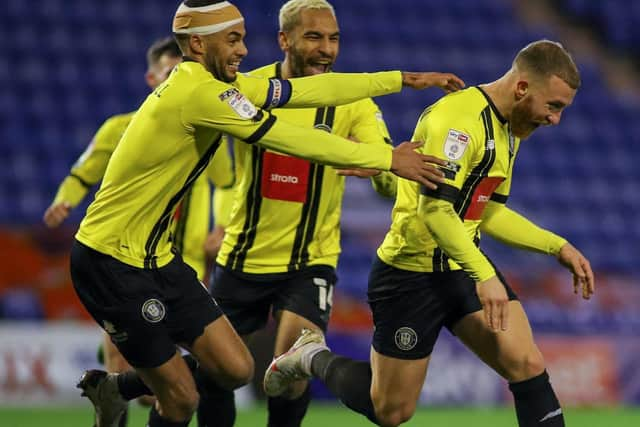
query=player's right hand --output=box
[401,72,465,93]
[390,141,445,189]
[43,202,72,228]
[476,275,509,332]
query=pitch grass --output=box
[1,404,638,427]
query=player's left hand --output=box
[204,225,225,260]
[557,242,595,299]
[401,72,466,93]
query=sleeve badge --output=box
[443,129,470,160]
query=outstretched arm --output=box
[238,71,465,110]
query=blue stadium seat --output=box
[0,289,45,320]
[3,0,640,276]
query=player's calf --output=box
[509,370,564,426]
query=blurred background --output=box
[1,0,639,423]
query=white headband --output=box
[173,1,244,35]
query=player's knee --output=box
[372,394,416,427]
[226,352,255,388]
[505,348,546,382]
[522,348,546,378]
[175,391,200,420]
[159,382,200,420]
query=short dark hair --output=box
[514,40,581,90]
[172,33,190,57]
[146,37,181,68]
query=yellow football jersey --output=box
[76,59,401,269]
[218,63,396,274]
[378,87,520,274]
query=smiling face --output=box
[202,21,248,82]
[279,8,339,78]
[510,74,577,139]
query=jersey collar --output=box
[475,86,507,124]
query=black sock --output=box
[311,350,378,424]
[267,385,311,427]
[118,407,128,427]
[117,370,152,401]
[147,404,191,427]
[117,354,199,401]
[509,370,564,426]
[194,366,236,427]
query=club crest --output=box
[141,298,166,323]
[394,327,418,351]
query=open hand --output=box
[557,242,595,299]
[476,275,509,332]
[390,141,445,189]
[401,72,465,93]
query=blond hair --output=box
[279,0,336,33]
[514,39,581,90]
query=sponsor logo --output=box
[443,129,470,160]
[102,320,128,342]
[463,176,504,220]
[269,79,282,108]
[440,160,461,180]
[443,160,461,172]
[141,299,166,323]
[314,123,332,133]
[261,151,310,203]
[394,327,418,351]
[270,173,299,184]
[539,409,563,422]
[218,87,239,101]
[103,320,117,334]
[487,139,495,150]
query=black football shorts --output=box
[368,256,518,360]
[70,240,223,368]
[211,264,337,335]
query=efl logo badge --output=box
[141,299,166,323]
[227,92,258,119]
[443,129,470,160]
[394,327,418,351]
[219,88,258,119]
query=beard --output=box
[510,96,538,139]
[204,50,234,83]
[288,48,307,78]
[288,46,333,77]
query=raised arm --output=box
[186,82,445,188]
[237,71,464,110]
